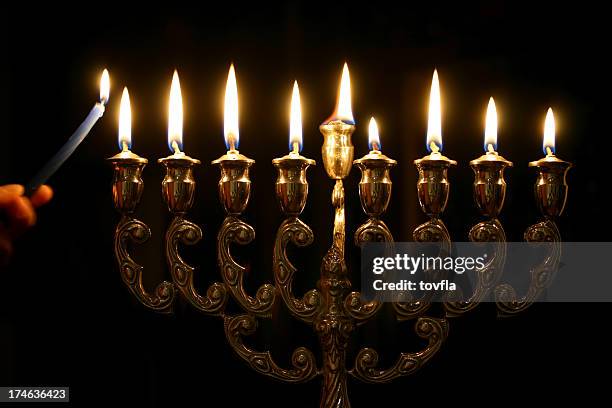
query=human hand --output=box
[0,184,53,266]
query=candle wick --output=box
[228,135,237,153]
[121,141,129,152]
[429,141,440,153]
[546,146,554,156]
[172,140,181,154]
[292,141,300,154]
[487,143,496,153]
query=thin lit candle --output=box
[484,97,498,153]
[427,69,442,153]
[119,87,131,152]
[368,117,380,152]
[543,107,555,156]
[224,64,239,151]
[168,70,184,154]
[289,80,302,153]
[25,69,110,196]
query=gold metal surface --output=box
[470,152,513,218]
[353,150,396,218]
[107,150,147,214]
[319,120,355,179]
[414,152,457,217]
[272,152,316,216]
[529,155,572,218]
[212,150,255,215]
[159,153,201,214]
[108,116,575,408]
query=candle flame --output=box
[100,69,110,105]
[368,117,380,151]
[168,70,183,153]
[118,87,131,151]
[224,64,239,150]
[484,97,497,152]
[427,69,442,152]
[543,107,555,155]
[326,63,354,124]
[289,80,302,152]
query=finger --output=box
[0,184,24,205]
[30,185,53,208]
[6,197,36,236]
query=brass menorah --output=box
[108,67,571,408]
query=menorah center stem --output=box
[332,179,346,256]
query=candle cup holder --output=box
[108,151,175,313]
[444,153,512,317]
[272,152,316,216]
[353,150,396,219]
[212,150,255,216]
[470,153,512,218]
[414,152,456,218]
[108,150,147,214]
[495,155,573,317]
[529,155,572,218]
[319,120,355,180]
[159,153,201,214]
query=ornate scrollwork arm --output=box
[350,317,448,383]
[166,216,227,315]
[273,217,322,324]
[343,218,393,325]
[224,314,318,383]
[354,218,394,244]
[393,218,451,320]
[115,216,175,313]
[218,216,276,317]
[495,219,561,316]
[444,218,507,316]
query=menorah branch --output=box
[166,216,227,315]
[393,218,451,320]
[495,219,561,316]
[344,218,394,325]
[224,314,319,383]
[218,216,276,317]
[114,216,175,313]
[273,217,322,323]
[350,317,448,383]
[444,218,507,316]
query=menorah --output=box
[108,67,571,408]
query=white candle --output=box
[25,69,110,196]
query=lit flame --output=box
[100,69,110,104]
[543,107,555,155]
[289,80,302,152]
[168,70,183,153]
[118,87,131,151]
[328,63,354,124]
[484,97,497,152]
[427,69,442,152]
[368,117,380,151]
[224,64,239,150]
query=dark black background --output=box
[1,1,610,407]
